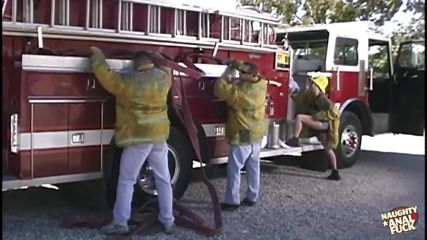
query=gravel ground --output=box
[3,134,425,240]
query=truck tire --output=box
[335,112,362,169]
[103,127,193,208]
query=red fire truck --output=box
[2,1,424,204]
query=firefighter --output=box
[286,75,341,180]
[89,47,175,234]
[214,60,268,211]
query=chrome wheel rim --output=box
[340,125,359,158]
[137,145,181,196]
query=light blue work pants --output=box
[112,143,174,226]
[225,142,261,205]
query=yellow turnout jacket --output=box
[90,51,172,147]
[214,70,267,146]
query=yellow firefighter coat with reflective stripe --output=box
[91,51,172,147]
[292,92,340,149]
[214,74,267,146]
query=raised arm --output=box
[90,46,126,96]
[213,66,239,106]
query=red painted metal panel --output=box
[68,146,101,174]
[18,149,68,179]
[274,70,289,118]
[186,12,199,37]
[174,50,229,124]
[69,1,87,27]
[33,148,69,178]
[132,4,148,32]
[33,104,69,132]
[207,137,229,159]
[178,76,220,123]
[161,8,175,34]
[103,100,116,129]
[68,103,102,173]
[15,152,30,179]
[3,26,293,180]
[68,103,101,130]
[8,153,21,178]
[4,36,24,177]
[3,37,13,174]
[23,72,111,97]
[329,71,366,104]
[14,141,105,179]
[33,0,51,25]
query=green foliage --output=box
[391,0,425,55]
[239,0,302,23]
[240,0,424,59]
[369,46,390,78]
[303,0,362,24]
[240,0,404,27]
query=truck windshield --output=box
[293,41,328,61]
[290,41,328,73]
[397,42,425,69]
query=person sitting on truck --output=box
[89,47,175,234]
[214,59,268,211]
[285,75,342,180]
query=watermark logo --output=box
[381,206,418,235]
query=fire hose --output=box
[63,53,222,239]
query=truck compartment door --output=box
[20,54,115,179]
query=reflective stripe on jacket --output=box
[214,72,267,146]
[90,51,172,147]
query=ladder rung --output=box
[50,0,55,26]
[99,0,103,29]
[85,0,90,30]
[116,0,122,32]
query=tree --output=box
[240,0,404,27]
[239,0,302,23]
[239,0,424,56]
[391,0,425,55]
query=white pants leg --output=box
[146,143,175,226]
[225,142,262,205]
[112,143,174,226]
[245,142,261,202]
[225,144,252,205]
[113,144,152,225]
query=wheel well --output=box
[341,100,374,136]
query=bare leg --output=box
[292,114,329,138]
[317,133,338,170]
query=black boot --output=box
[327,169,341,181]
[241,198,256,207]
[220,202,239,211]
[285,137,301,147]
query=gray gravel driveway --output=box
[3,134,425,240]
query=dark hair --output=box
[133,51,152,65]
[241,62,258,75]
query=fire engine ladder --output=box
[3,0,280,54]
